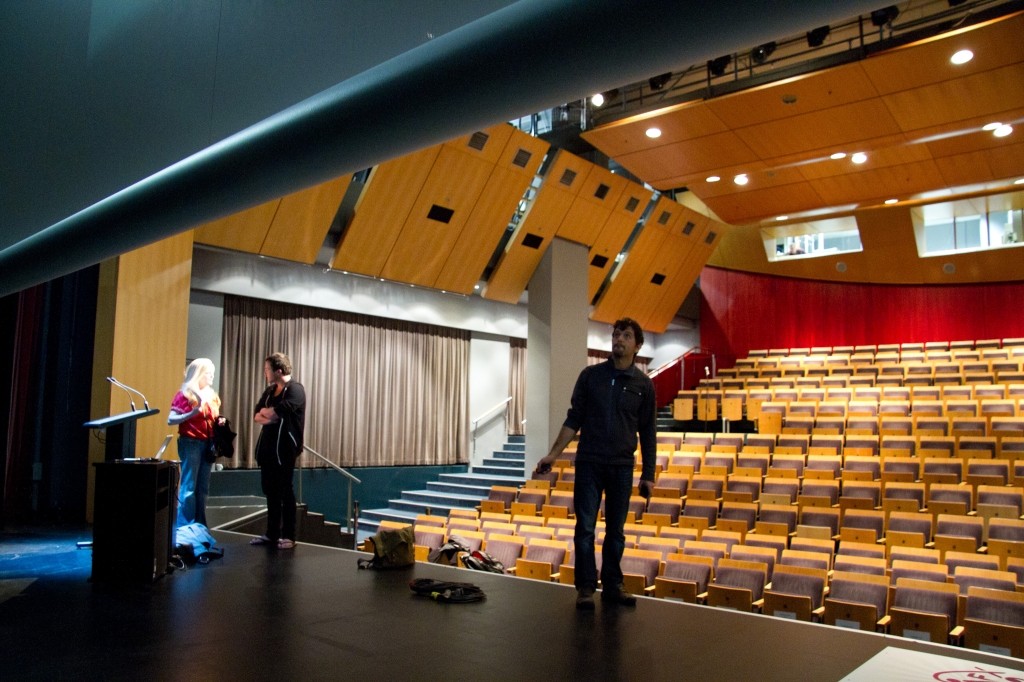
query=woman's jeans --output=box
[177,436,213,527]
[573,460,633,591]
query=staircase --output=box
[209,496,355,549]
[358,435,527,538]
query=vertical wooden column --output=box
[86,231,193,520]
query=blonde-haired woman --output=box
[168,358,221,527]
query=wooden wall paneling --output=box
[590,195,679,323]
[259,175,351,264]
[705,61,880,130]
[626,230,697,327]
[380,145,496,286]
[193,198,280,254]
[330,144,441,276]
[587,183,654,300]
[859,12,1024,96]
[556,164,627,246]
[881,64,1024,132]
[735,99,903,160]
[647,222,728,332]
[109,231,194,463]
[483,150,588,303]
[637,208,710,328]
[434,130,549,294]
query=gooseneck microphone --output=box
[107,377,150,411]
[704,366,710,377]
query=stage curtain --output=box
[506,338,526,436]
[220,295,470,468]
[700,266,1024,368]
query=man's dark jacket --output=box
[562,358,657,481]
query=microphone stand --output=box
[108,377,150,411]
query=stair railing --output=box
[300,445,362,535]
[471,396,512,458]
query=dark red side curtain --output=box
[700,266,1024,368]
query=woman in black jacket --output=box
[250,352,306,549]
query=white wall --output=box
[186,290,225,392]
[469,334,511,469]
[648,324,700,370]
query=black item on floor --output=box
[459,550,505,574]
[409,578,486,603]
[428,534,472,565]
[357,525,415,569]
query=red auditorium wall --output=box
[700,266,1024,368]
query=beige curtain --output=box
[587,349,650,373]
[506,338,527,436]
[220,295,470,468]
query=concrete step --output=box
[426,481,492,497]
[492,450,525,460]
[482,458,525,469]
[471,465,526,477]
[360,508,418,524]
[508,435,525,444]
[502,443,526,452]
[439,472,525,488]
[401,490,483,508]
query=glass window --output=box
[761,216,863,262]
[918,206,1024,255]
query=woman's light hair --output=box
[181,358,220,412]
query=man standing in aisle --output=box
[535,318,656,610]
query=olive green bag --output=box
[357,525,415,569]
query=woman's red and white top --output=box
[171,391,215,440]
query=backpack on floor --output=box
[460,550,505,574]
[358,525,415,569]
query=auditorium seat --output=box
[963,586,1024,657]
[947,552,1001,576]
[888,547,940,567]
[718,502,758,536]
[837,540,885,560]
[886,512,933,552]
[934,515,985,556]
[763,564,828,622]
[484,535,524,573]
[638,537,681,561]
[515,538,570,581]
[448,518,480,533]
[928,484,972,516]
[645,498,682,526]
[882,482,926,513]
[619,549,662,596]
[652,473,688,498]
[484,485,518,513]
[731,545,777,582]
[825,571,891,631]
[922,458,962,485]
[681,500,718,532]
[519,526,556,543]
[756,504,797,537]
[708,558,768,612]
[800,480,839,507]
[840,510,885,544]
[987,519,1024,568]
[659,527,699,545]
[781,548,830,572]
[833,554,887,576]
[889,578,962,645]
[743,535,787,562]
[655,555,713,602]
[683,540,728,569]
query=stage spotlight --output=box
[707,55,731,78]
[806,25,831,48]
[648,73,672,91]
[751,42,776,65]
[871,6,899,27]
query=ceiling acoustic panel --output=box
[259,174,351,264]
[591,195,679,324]
[644,220,727,332]
[623,210,704,326]
[555,164,628,246]
[330,144,441,276]
[434,128,549,294]
[587,183,655,300]
[379,130,504,286]
[194,197,281,254]
[483,149,590,304]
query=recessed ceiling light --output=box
[851,152,868,164]
[645,127,662,139]
[951,49,974,65]
[776,215,788,221]
[591,93,604,107]
[885,199,898,204]
[474,285,480,290]
[983,122,1002,131]
[830,152,847,160]
[706,175,721,183]
[994,124,1013,138]
[734,174,749,185]
[1016,179,1024,185]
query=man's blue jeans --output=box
[573,460,633,591]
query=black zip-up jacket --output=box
[254,381,306,465]
[563,359,657,481]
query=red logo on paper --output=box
[933,670,1024,682]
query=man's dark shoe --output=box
[576,586,596,610]
[601,586,637,606]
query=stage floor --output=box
[0,527,1019,681]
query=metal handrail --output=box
[299,445,362,536]
[472,396,512,428]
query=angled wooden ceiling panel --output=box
[434,129,549,294]
[645,221,727,332]
[591,195,680,323]
[622,222,700,327]
[259,175,351,264]
[617,131,759,184]
[703,182,825,224]
[920,106,1024,158]
[483,149,586,304]
[379,146,494,286]
[587,184,654,300]
[859,12,1024,96]
[881,63,1024,131]
[934,150,997,187]
[194,198,280,254]
[330,144,441,275]
[984,139,1024,180]
[705,61,880,129]
[556,164,628,246]
[581,101,729,158]
[809,160,947,206]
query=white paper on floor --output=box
[840,647,1024,682]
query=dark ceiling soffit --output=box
[0,0,881,297]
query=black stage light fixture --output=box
[707,55,731,78]
[948,0,968,5]
[871,5,899,27]
[751,41,776,65]
[806,25,831,47]
[648,73,672,90]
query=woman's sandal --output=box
[277,539,296,550]
[249,535,272,546]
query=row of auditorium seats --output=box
[747,339,1024,357]
[704,371,1024,388]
